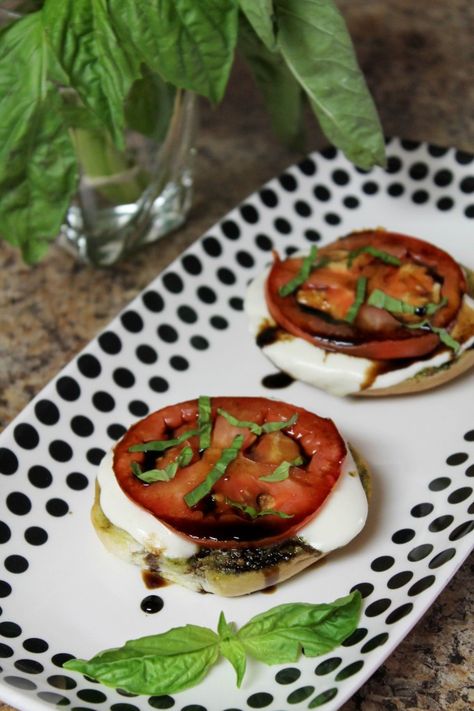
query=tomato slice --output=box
[113,397,347,549]
[265,230,466,360]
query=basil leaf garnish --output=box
[367,289,447,316]
[262,413,298,433]
[259,456,304,482]
[347,245,401,267]
[184,435,244,507]
[278,245,318,296]
[64,592,362,693]
[198,395,212,450]
[132,446,193,483]
[225,498,294,519]
[344,276,367,323]
[407,321,460,353]
[128,427,201,453]
[217,409,298,435]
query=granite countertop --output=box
[0,2,472,709]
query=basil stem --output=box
[225,498,293,519]
[278,245,318,297]
[198,395,212,450]
[344,276,367,323]
[347,245,401,267]
[259,456,304,482]
[184,435,244,507]
[128,427,201,453]
[132,446,193,483]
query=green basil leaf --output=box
[261,413,298,433]
[259,457,303,482]
[368,289,447,317]
[239,0,277,51]
[64,625,220,695]
[109,0,239,103]
[184,435,244,507]
[133,446,193,483]
[279,245,318,296]
[238,14,304,149]
[128,428,201,453]
[347,245,402,268]
[345,277,367,323]
[198,395,212,450]
[225,498,293,519]
[274,0,385,169]
[237,591,362,664]
[217,408,263,435]
[43,0,140,147]
[407,321,460,353]
[218,612,247,687]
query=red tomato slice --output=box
[265,230,466,360]
[113,397,347,549]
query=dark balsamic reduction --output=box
[142,569,169,589]
[262,584,278,594]
[261,372,294,389]
[140,594,164,614]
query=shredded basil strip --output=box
[278,245,318,297]
[345,277,367,323]
[217,409,298,436]
[368,289,447,316]
[133,447,193,483]
[347,245,401,267]
[407,321,461,353]
[259,457,304,482]
[198,395,212,450]
[128,427,201,453]
[184,435,244,507]
[225,498,294,519]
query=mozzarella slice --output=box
[245,268,474,396]
[97,445,367,558]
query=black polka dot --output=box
[285,245,298,256]
[275,667,301,684]
[0,643,14,657]
[129,400,149,417]
[77,354,101,378]
[229,296,244,311]
[365,598,391,617]
[409,162,429,180]
[428,144,448,157]
[274,217,292,234]
[412,189,429,204]
[202,236,222,257]
[279,173,298,191]
[49,440,73,462]
[386,156,402,173]
[113,368,135,388]
[260,188,278,207]
[14,423,39,450]
[386,602,413,625]
[408,543,433,562]
[157,323,179,343]
[23,637,48,653]
[92,391,115,412]
[236,249,255,268]
[464,429,474,441]
[0,581,12,598]
[298,158,316,175]
[408,575,435,596]
[0,522,11,544]
[37,691,69,705]
[305,229,321,242]
[361,632,389,654]
[429,548,456,569]
[342,627,367,646]
[163,271,184,294]
[0,448,18,476]
[287,685,314,703]
[107,424,126,441]
[66,472,88,490]
[294,200,312,217]
[465,204,474,218]
[449,521,474,540]
[324,212,341,225]
[181,254,202,275]
[15,658,44,674]
[177,305,197,324]
[335,660,364,681]
[429,514,454,532]
[210,315,228,330]
[98,331,122,354]
[221,219,240,240]
[350,582,374,598]
[142,290,164,313]
[121,310,143,333]
[362,181,378,195]
[7,492,32,516]
[437,196,454,211]
[70,415,94,437]
[52,652,75,667]
[313,185,331,201]
[0,621,21,637]
[343,195,360,208]
[34,399,60,426]
[410,502,433,517]
[47,673,77,690]
[28,465,52,489]
[46,498,69,517]
[148,696,175,709]
[448,486,472,503]
[315,657,341,675]
[4,676,37,690]
[4,555,28,574]
[392,528,415,544]
[446,452,468,466]
[255,234,273,251]
[247,692,273,708]
[308,687,338,706]
[387,182,405,197]
[136,344,158,364]
[460,176,474,193]
[169,355,189,371]
[240,203,259,223]
[217,267,236,285]
[401,139,420,151]
[140,595,164,614]
[86,448,105,466]
[387,570,413,589]
[371,556,394,572]
[321,146,338,159]
[190,335,209,350]
[433,169,453,187]
[149,377,169,393]
[56,376,81,401]
[455,150,473,165]
[429,477,451,491]
[197,283,219,305]
[331,169,350,185]
[111,705,140,711]
[77,688,108,703]
[24,526,48,546]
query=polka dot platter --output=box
[1,139,473,711]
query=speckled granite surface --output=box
[0,1,472,709]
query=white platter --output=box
[0,138,473,711]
